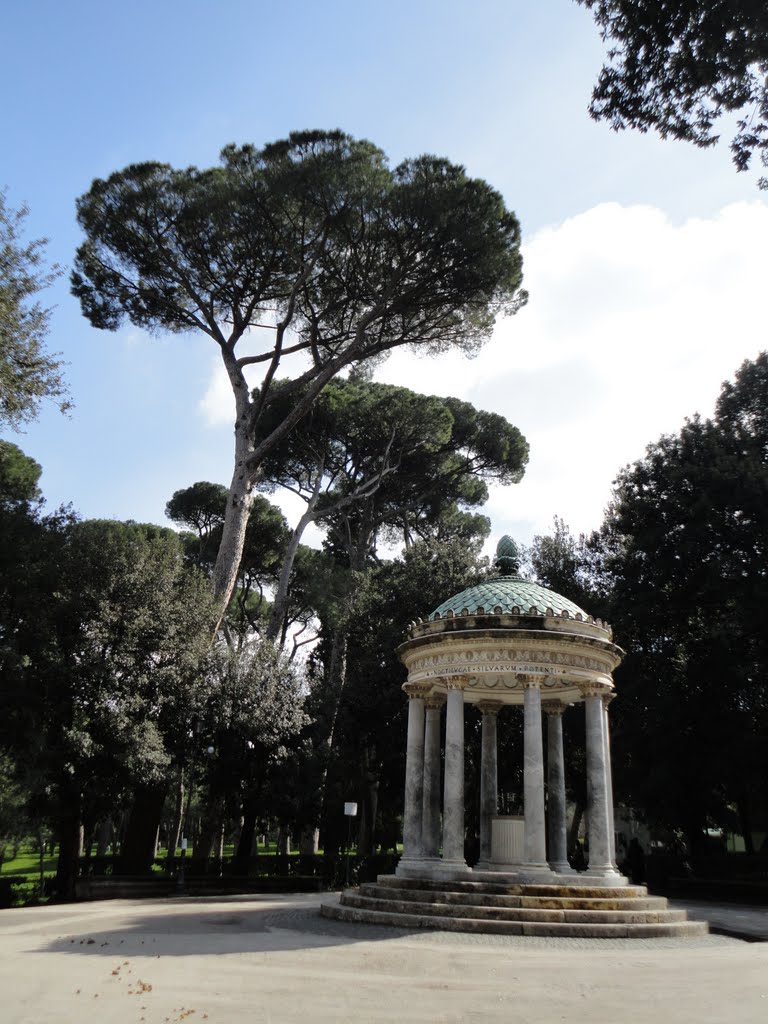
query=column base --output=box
[521,861,551,873]
[548,861,576,874]
[395,857,429,878]
[396,858,471,881]
[431,858,471,876]
[586,865,625,879]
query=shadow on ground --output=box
[33,896,411,957]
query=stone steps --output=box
[373,876,649,898]
[320,876,708,939]
[359,883,671,912]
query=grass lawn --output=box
[1,847,57,877]
[2,839,309,877]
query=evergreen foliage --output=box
[597,353,768,853]
[0,191,68,427]
[72,130,527,622]
[579,1,768,182]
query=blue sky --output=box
[4,0,767,549]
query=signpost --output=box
[344,802,358,887]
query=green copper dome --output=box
[429,535,590,621]
[430,577,589,620]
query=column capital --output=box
[445,674,469,691]
[403,682,432,699]
[541,700,566,717]
[424,693,446,711]
[601,691,617,708]
[517,673,540,690]
[579,682,610,699]
[476,700,503,716]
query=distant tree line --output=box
[524,353,768,859]
[0,375,529,896]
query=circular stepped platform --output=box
[320,875,708,939]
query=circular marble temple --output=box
[322,536,707,937]
[396,535,624,883]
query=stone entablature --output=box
[399,628,623,703]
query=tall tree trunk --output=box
[119,785,167,874]
[357,747,380,857]
[311,545,371,835]
[95,819,112,857]
[683,823,707,869]
[171,769,185,854]
[211,423,257,629]
[193,794,225,871]
[266,499,320,642]
[234,795,258,876]
[277,825,291,855]
[322,626,349,760]
[299,826,320,855]
[55,801,83,901]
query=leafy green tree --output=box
[252,384,526,640]
[267,380,525,848]
[0,440,42,503]
[199,640,309,872]
[72,130,527,626]
[0,516,214,894]
[599,353,768,856]
[0,191,68,427]
[326,535,490,854]
[523,515,608,617]
[272,544,345,658]
[372,394,528,551]
[281,386,525,844]
[579,1,768,182]
[259,379,456,640]
[165,481,230,563]
[0,753,29,871]
[166,482,289,635]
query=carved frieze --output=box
[405,643,613,680]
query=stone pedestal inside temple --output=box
[489,815,524,868]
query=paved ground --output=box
[671,898,768,942]
[1,893,767,1023]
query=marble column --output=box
[477,702,502,867]
[583,686,616,874]
[543,701,571,873]
[442,679,468,868]
[399,686,426,865]
[602,691,617,868]
[522,677,548,868]
[422,695,445,859]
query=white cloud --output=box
[198,360,234,426]
[376,200,768,550]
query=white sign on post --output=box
[181,838,188,850]
[344,802,358,816]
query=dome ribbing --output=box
[430,576,589,621]
[429,535,590,621]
